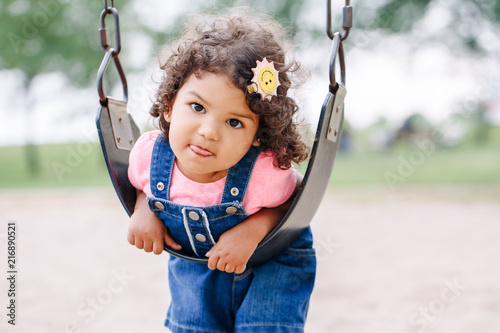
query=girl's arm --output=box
[206,173,302,274]
[128,190,182,254]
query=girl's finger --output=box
[235,265,246,275]
[207,256,217,271]
[153,240,163,255]
[216,259,227,272]
[224,265,235,274]
[164,232,182,251]
[144,241,153,253]
[127,232,135,246]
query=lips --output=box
[189,145,214,157]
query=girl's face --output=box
[165,72,260,183]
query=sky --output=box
[0,0,499,146]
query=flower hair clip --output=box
[247,57,281,101]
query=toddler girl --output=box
[128,11,316,333]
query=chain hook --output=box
[327,1,349,93]
[97,49,128,105]
[97,0,127,106]
[99,6,121,55]
[327,0,352,41]
[329,32,346,93]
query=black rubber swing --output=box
[96,0,352,267]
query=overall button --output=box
[195,234,206,242]
[154,202,165,210]
[156,182,165,191]
[230,187,239,196]
[188,211,200,221]
[226,206,238,214]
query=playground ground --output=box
[0,184,499,333]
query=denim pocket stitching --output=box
[283,249,316,257]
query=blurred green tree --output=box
[353,0,500,54]
[1,0,498,173]
[0,0,308,174]
[1,0,128,174]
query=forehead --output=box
[179,72,254,115]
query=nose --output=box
[197,119,219,141]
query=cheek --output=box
[229,134,255,155]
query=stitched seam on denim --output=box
[222,148,260,203]
[231,274,236,321]
[235,323,304,329]
[165,318,227,333]
[239,149,260,202]
[155,211,182,219]
[286,247,316,252]
[209,213,248,222]
[221,147,260,204]
[150,133,172,200]
[166,147,175,201]
[234,268,252,281]
[147,198,183,219]
[201,210,215,246]
[181,207,199,257]
[283,251,316,257]
[149,134,162,198]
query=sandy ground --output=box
[0,184,499,333]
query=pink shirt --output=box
[128,131,297,215]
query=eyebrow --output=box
[187,91,211,107]
[229,111,257,122]
[186,91,257,122]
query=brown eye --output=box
[191,103,205,113]
[227,119,242,128]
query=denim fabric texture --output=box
[148,135,316,333]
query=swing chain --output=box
[97,0,128,106]
[327,0,352,41]
[99,1,121,55]
[327,0,350,93]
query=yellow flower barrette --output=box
[247,57,280,101]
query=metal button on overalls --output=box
[149,135,260,257]
[155,201,165,210]
[195,234,206,242]
[189,211,200,220]
[225,206,237,214]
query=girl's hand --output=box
[206,173,303,273]
[127,190,181,254]
[205,223,260,274]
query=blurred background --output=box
[1,0,499,187]
[0,0,499,332]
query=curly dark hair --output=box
[150,11,309,169]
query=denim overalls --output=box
[148,135,316,333]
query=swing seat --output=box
[96,85,345,267]
[96,0,350,267]
[96,98,141,216]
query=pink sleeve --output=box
[128,130,162,197]
[242,151,298,215]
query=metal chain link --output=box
[97,0,127,106]
[327,0,352,41]
[327,0,351,92]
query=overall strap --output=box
[149,134,175,201]
[221,145,262,204]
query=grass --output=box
[329,145,500,186]
[1,136,499,189]
[0,141,112,188]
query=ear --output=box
[252,137,261,147]
[163,105,172,122]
